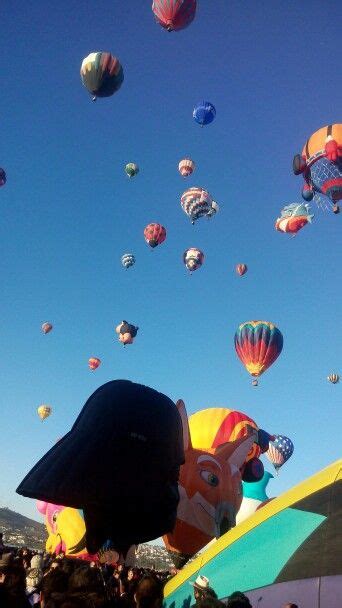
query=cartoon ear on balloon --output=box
[176,399,192,452]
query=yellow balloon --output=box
[37,405,52,421]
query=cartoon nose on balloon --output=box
[216,502,235,537]
[220,516,230,536]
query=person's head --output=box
[190,575,210,603]
[26,566,43,589]
[40,568,69,607]
[134,575,164,608]
[226,591,252,608]
[0,553,14,584]
[127,567,135,581]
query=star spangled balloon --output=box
[266,434,294,471]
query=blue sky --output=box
[0,0,341,530]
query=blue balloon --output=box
[193,101,216,126]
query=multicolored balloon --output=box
[144,223,166,248]
[183,248,204,272]
[80,52,124,100]
[37,405,52,421]
[234,321,283,385]
[236,264,247,276]
[266,435,294,472]
[293,123,342,211]
[327,373,339,384]
[275,203,313,235]
[125,163,139,178]
[178,158,195,177]
[88,357,101,371]
[42,322,53,334]
[115,321,138,345]
[121,253,135,269]
[152,0,197,32]
[181,187,219,224]
[0,168,6,186]
[193,101,216,126]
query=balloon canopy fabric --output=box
[17,380,185,555]
[193,101,216,126]
[234,321,283,381]
[125,163,139,178]
[183,248,204,272]
[152,0,197,32]
[275,203,313,235]
[236,264,247,276]
[327,373,339,384]
[293,124,342,209]
[181,187,218,224]
[37,405,52,421]
[266,435,294,471]
[88,357,101,370]
[115,321,138,345]
[0,168,6,186]
[80,52,124,100]
[41,322,53,334]
[178,158,195,177]
[121,253,135,269]
[144,223,166,248]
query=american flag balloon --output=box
[266,435,294,471]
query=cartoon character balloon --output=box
[121,253,135,269]
[178,158,195,177]
[183,248,204,272]
[181,187,219,224]
[193,101,216,126]
[327,373,339,384]
[17,380,184,556]
[115,321,138,345]
[42,322,53,334]
[125,163,139,178]
[88,357,101,371]
[152,0,197,32]
[236,264,247,276]
[275,203,314,235]
[144,223,167,248]
[266,435,294,472]
[0,168,6,186]
[234,321,283,386]
[80,52,124,101]
[37,405,52,421]
[293,124,342,212]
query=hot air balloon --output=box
[236,264,247,276]
[275,203,314,235]
[293,123,342,211]
[37,405,52,421]
[121,253,135,269]
[193,101,216,126]
[42,322,53,334]
[152,0,197,32]
[327,373,339,384]
[234,321,283,385]
[183,248,204,273]
[115,321,138,345]
[17,380,184,555]
[80,52,124,101]
[125,163,139,178]
[0,168,6,186]
[181,187,219,224]
[266,435,294,472]
[88,357,101,371]
[144,223,166,248]
[178,158,195,177]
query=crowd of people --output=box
[0,534,298,608]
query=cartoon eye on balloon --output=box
[152,0,197,32]
[234,321,283,386]
[80,52,124,101]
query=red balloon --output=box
[42,322,53,334]
[144,223,166,248]
[236,264,247,276]
[152,0,196,32]
[88,357,101,371]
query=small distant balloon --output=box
[236,264,247,276]
[80,52,124,100]
[266,435,294,472]
[144,223,166,248]
[152,0,197,32]
[88,357,101,371]
[37,405,52,421]
[327,373,339,384]
[115,321,138,345]
[121,253,135,269]
[275,203,313,235]
[178,158,195,177]
[125,163,139,178]
[193,101,216,126]
[183,248,204,272]
[181,187,219,224]
[42,322,53,334]
[0,168,6,186]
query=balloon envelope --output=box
[0,168,6,186]
[121,253,135,269]
[234,321,283,380]
[144,223,166,248]
[80,52,124,99]
[193,101,216,126]
[236,264,247,276]
[152,0,197,32]
[42,322,53,334]
[37,405,52,421]
[266,435,294,471]
[183,248,204,272]
[178,158,195,177]
[88,357,101,370]
[125,163,139,178]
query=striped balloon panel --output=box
[301,124,342,164]
[266,444,285,469]
[234,321,283,377]
[144,223,167,247]
[189,408,261,462]
[152,0,196,31]
[121,254,135,268]
[328,373,339,384]
[80,52,124,97]
[181,187,212,221]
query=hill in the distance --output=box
[0,507,172,569]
